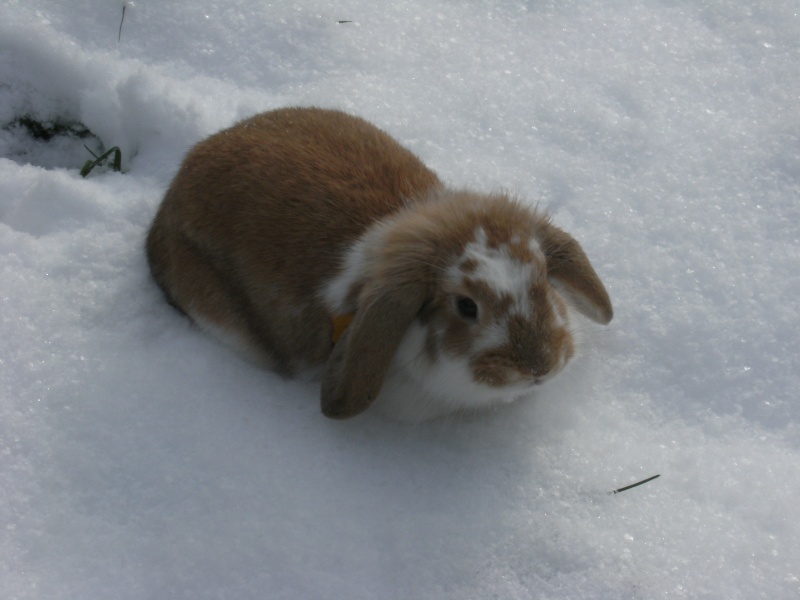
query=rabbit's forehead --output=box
[454,226,545,301]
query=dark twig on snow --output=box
[118,4,127,42]
[610,474,661,495]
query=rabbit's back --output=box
[146,107,441,372]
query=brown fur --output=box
[147,107,441,374]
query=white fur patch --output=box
[321,243,367,314]
[456,226,542,316]
[321,222,391,314]
[371,321,530,421]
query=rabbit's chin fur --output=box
[370,316,585,422]
[369,320,529,421]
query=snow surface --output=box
[1,0,799,598]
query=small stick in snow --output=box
[118,4,127,43]
[610,474,660,495]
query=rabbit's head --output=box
[321,190,613,419]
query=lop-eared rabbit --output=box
[146,107,613,420]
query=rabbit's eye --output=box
[456,296,479,320]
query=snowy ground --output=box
[1,1,799,598]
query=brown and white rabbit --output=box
[146,107,613,420]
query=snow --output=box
[1,0,799,598]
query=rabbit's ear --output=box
[538,221,613,325]
[321,279,428,419]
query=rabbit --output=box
[146,106,613,420]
